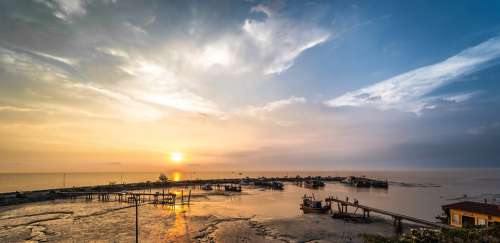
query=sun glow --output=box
[170,152,184,163]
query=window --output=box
[452,213,460,225]
[477,218,487,226]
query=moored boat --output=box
[300,194,331,214]
[304,179,325,188]
[201,184,213,190]
[224,184,242,192]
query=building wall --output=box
[449,209,500,227]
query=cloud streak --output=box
[324,36,500,114]
[239,96,306,126]
[39,0,87,22]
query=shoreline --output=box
[0,176,352,207]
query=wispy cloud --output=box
[246,96,307,115]
[95,47,130,59]
[38,0,87,22]
[467,122,500,135]
[324,36,500,114]
[0,105,40,112]
[239,96,306,125]
[0,45,224,121]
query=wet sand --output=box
[0,184,414,242]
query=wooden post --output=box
[188,190,191,205]
[135,196,139,243]
[393,217,402,234]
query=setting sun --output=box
[170,152,184,163]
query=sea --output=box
[1,170,500,221]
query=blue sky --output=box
[0,0,499,172]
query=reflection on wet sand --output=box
[167,207,191,242]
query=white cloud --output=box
[0,45,224,121]
[324,36,500,114]
[95,47,130,59]
[0,46,73,81]
[38,0,87,21]
[191,3,330,75]
[247,96,307,114]
[240,96,307,125]
[242,16,330,74]
[115,58,226,117]
[0,2,326,124]
[438,91,481,103]
[250,4,274,18]
[0,106,40,112]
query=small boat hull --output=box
[300,205,330,214]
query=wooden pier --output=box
[326,197,453,231]
[57,190,192,205]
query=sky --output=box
[1,0,500,172]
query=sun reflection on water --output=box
[173,172,181,182]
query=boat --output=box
[201,184,213,190]
[269,181,284,190]
[224,184,242,192]
[371,179,389,188]
[300,194,331,214]
[353,180,371,188]
[240,178,253,185]
[341,176,388,188]
[254,179,284,189]
[341,176,355,185]
[304,179,325,188]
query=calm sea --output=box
[1,170,499,220]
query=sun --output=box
[170,152,184,163]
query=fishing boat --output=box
[240,178,253,185]
[304,179,325,188]
[270,181,284,190]
[353,180,371,188]
[254,179,284,189]
[224,184,242,192]
[300,194,331,214]
[201,184,213,190]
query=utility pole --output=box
[135,196,139,243]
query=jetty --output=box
[326,197,454,231]
[56,190,193,205]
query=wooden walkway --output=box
[57,190,192,205]
[326,197,453,230]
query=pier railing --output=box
[326,197,453,230]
